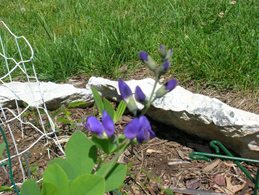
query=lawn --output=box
[0,0,259,92]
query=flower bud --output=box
[158,45,167,59]
[127,97,138,116]
[139,51,157,72]
[155,78,178,98]
[135,86,148,105]
[158,61,170,76]
[118,79,138,116]
[165,49,173,62]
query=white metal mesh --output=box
[0,21,64,189]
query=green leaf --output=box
[164,188,174,195]
[65,131,97,176]
[60,104,66,111]
[91,87,104,116]
[96,162,127,192]
[21,111,31,117]
[103,98,115,120]
[43,164,69,195]
[20,179,40,195]
[48,158,77,186]
[0,186,13,192]
[91,136,117,155]
[56,117,71,124]
[41,182,59,195]
[69,174,105,195]
[70,123,76,130]
[64,110,71,118]
[0,143,6,159]
[23,101,28,108]
[52,109,62,118]
[114,100,126,122]
[0,186,14,192]
[68,101,87,108]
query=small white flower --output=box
[21,8,25,13]
[230,1,236,5]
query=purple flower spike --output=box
[124,116,155,144]
[165,78,178,91]
[85,110,115,139]
[135,86,146,103]
[139,51,148,62]
[118,78,133,102]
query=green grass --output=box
[1,0,259,91]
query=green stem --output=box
[95,154,104,172]
[140,73,159,116]
[102,140,131,178]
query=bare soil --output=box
[0,67,259,195]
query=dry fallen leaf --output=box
[211,174,225,186]
[226,176,246,194]
[186,178,201,189]
[203,159,221,172]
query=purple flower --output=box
[158,61,170,76]
[118,79,138,116]
[135,86,146,103]
[155,78,178,98]
[138,51,157,72]
[85,110,115,139]
[124,116,155,144]
[158,45,167,59]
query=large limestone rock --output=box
[87,77,259,159]
[1,77,259,158]
[0,82,93,110]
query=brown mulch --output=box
[0,66,259,195]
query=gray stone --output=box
[87,77,259,159]
[0,82,93,110]
[1,77,259,158]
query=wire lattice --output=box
[0,21,64,191]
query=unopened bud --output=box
[158,61,170,76]
[158,45,167,59]
[155,79,178,98]
[139,51,157,72]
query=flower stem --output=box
[140,73,159,116]
[95,154,104,172]
[102,140,131,178]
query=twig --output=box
[170,187,229,195]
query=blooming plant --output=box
[20,45,177,195]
